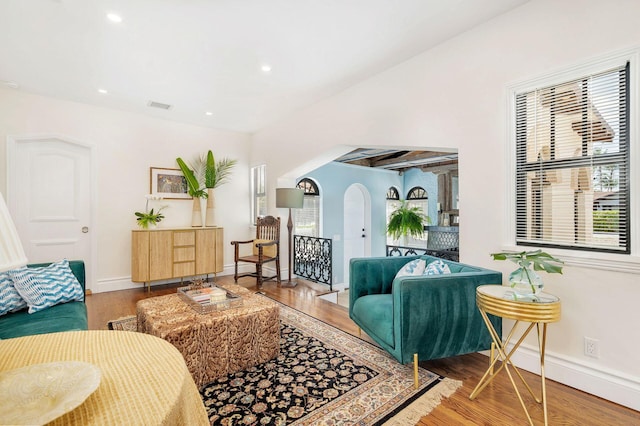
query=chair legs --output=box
[256,263,263,290]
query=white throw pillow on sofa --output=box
[0,273,27,316]
[424,259,452,275]
[9,259,84,314]
[395,259,426,279]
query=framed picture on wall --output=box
[150,167,192,199]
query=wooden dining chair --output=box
[230,216,281,290]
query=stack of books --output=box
[187,287,227,304]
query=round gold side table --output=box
[469,285,561,426]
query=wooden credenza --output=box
[132,227,223,290]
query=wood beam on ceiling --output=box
[371,151,454,168]
[416,160,459,174]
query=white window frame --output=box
[505,48,640,273]
[250,164,266,225]
[386,187,401,245]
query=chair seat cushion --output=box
[351,294,394,347]
[238,254,277,264]
[252,239,277,258]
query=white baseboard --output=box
[505,343,640,411]
[318,292,338,303]
[92,264,244,293]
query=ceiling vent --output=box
[147,101,172,110]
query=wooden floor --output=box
[86,276,640,426]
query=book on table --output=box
[185,287,227,304]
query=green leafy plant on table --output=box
[491,249,563,297]
[176,157,207,199]
[135,195,166,229]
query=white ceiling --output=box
[0,0,528,133]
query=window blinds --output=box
[515,63,629,253]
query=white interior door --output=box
[8,136,93,285]
[343,184,370,286]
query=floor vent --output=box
[147,101,172,110]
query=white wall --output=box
[251,0,640,409]
[0,88,252,292]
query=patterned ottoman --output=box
[137,284,280,387]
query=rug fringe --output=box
[382,378,463,426]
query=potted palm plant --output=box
[387,201,429,246]
[200,150,236,227]
[491,249,563,298]
[176,157,207,227]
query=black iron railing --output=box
[293,235,332,289]
[386,245,459,262]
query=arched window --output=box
[407,186,428,200]
[386,187,400,200]
[294,178,320,237]
[386,187,401,244]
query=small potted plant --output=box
[135,195,166,229]
[387,201,430,246]
[491,249,563,297]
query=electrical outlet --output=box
[584,337,600,358]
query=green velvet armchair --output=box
[349,255,502,367]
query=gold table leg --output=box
[470,310,549,425]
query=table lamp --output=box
[276,188,304,288]
[0,192,28,272]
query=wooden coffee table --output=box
[136,284,280,387]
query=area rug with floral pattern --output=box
[108,299,461,425]
[200,299,461,425]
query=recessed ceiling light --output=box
[106,13,122,23]
[205,112,213,116]
[261,64,272,73]
[97,88,108,94]
[147,100,172,110]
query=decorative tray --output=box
[177,285,243,313]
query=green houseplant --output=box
[387,201,430,244]
[188,150,237,227]
[177,152,237,227]
[176,157,207,199]
[203,150,237,190]
[201,150,236,227]
[135,208,165,229]
[134,195,166,229]
[491,249,563,297]
[176,157,207,227]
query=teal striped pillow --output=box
[9,259,84,313]
[424,259,452,275]
[0,273,27,316]
[395,259,426,279]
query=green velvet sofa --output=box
[349,255,502,365]
[0,260,88,340]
